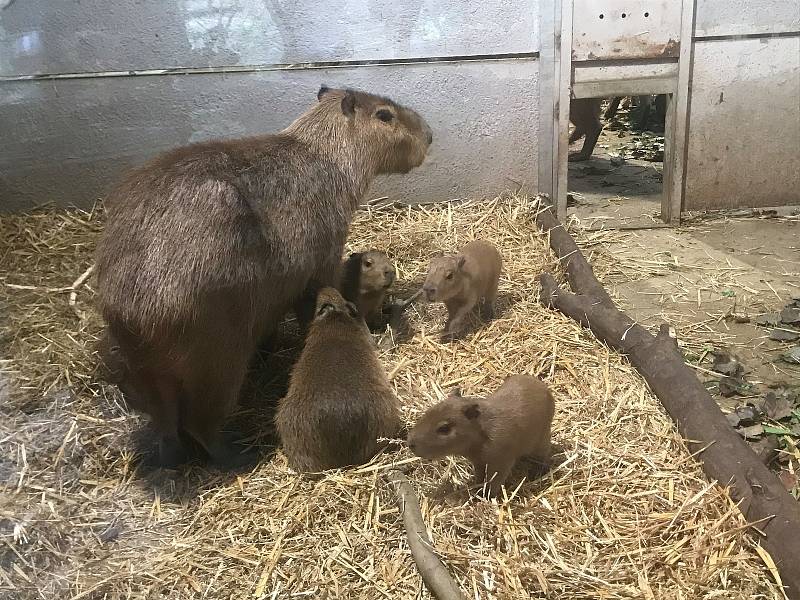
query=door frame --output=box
[538,0,696,224]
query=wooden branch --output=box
[534,194,614,306]
[386,469,466,600]
[534,197,800,598]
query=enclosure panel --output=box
[0,60,539,212]
[694,0,800,38]
[572,61,678,97]
[0,0,539,78]
[684,37,800,210]
[572,0,681,61]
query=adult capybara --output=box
[95,86,432,468]
[407,375,555,498]
[275,287,401,472]
[339,250,396,330]
[422,240,502,341]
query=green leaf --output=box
[721,290,736,297]
[762,425,793,436]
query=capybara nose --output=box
[426,130,433,145]
[385,269,396,282]
[423,286,435,300]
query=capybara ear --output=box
[448,387,462,398]
[317,85,331,101]
[317,302,336,317]
[463,403,481,420]
[341,90,357,117]
[375,108,395,123]
[344,301,359,318]
[456,255,466,270]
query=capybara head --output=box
[422,253,466,302]
[351,250,396,293]
[314,287,360,320]
[314,85,433,174]
[407,388,485,459]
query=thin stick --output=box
[398,289,423,309]
[385,469,466,600]
[69,264,95,319]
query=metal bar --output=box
[0,52,540,84]
[694,30,800,42]
[572,78,676,98]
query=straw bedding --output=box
[0,194,783,599]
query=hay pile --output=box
[0,195,784,599]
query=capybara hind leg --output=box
[604,96,622,120]
[481,280,499,321]
[570,121,602,162]
[527,431,553,476]
[472,457,514,499]
[181,365,255,470]
[442,298,475,341]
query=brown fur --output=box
[94,86,431,467]
[407,374,555,498]
[569,98,603,162]
[422,239,502,340]
[275,287,401,471]
[339,250,396,329]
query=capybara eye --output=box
[364,259,373,268]
[436,423,452,435]
[446,272,453,280]
[375,109,394,123]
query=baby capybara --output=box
[339,250,396,330]
[275,287,401,472]
[407,374,555,498]
[95,86,432,468]
[422,239,502,341]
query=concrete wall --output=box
[0,0,539,211]
[684,36,800,210]
[684,0,800,210]
[1,0,799,213]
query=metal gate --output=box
[538,0,695,223]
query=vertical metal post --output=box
[665,0,696,224]
[662,93,677,222]
[538,0,557,199]
[555,0,573,221]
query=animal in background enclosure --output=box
[275,287,401,471]
[569,98,604,162]
[95,86,432,468]
[407,374,556,498]
[604,95,667,131]
[339,250,396,331]
[571,95,667,161]
[422,240,502,341]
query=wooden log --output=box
[534,202,614,306]
[534,197,800,598]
